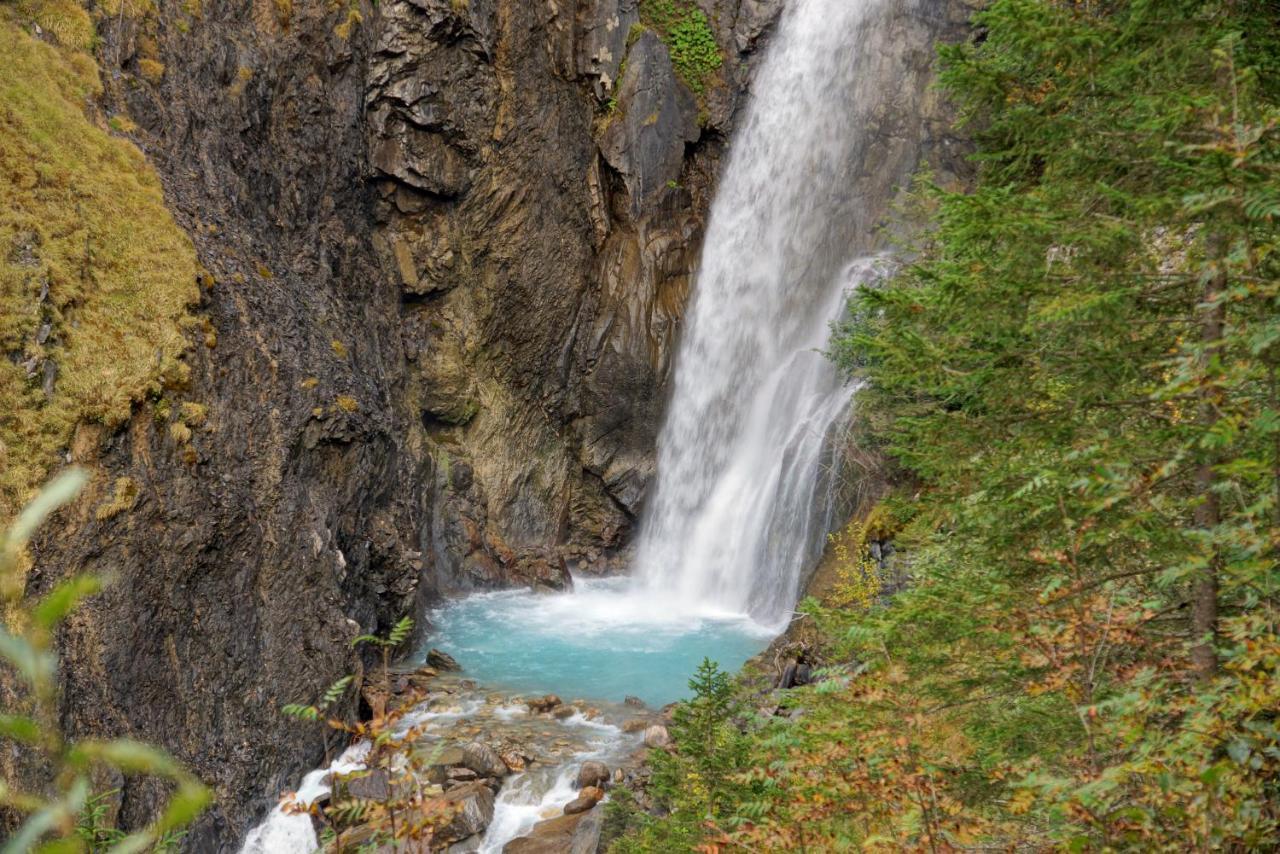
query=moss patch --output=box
[0,10,199,516]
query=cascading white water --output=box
[634,0,907,623]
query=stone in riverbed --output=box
[428,648,462,671]
[562,796,595,816]
[576,761,610,789]
[643,725,671,748]
[448,767,480,783]
[341,768,397,802]
[498,748,527,772]
[526,694,561,714]
[463,741,510,778]
[564,785,605,815]
[503,805,602,854]
[438,781,495,845]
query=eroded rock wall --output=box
[370,0,795,592]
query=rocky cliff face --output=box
[17,0,968,848]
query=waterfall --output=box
[634,0,919,623]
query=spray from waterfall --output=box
[633,0,911,623]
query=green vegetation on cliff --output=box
[0,4,199,517]
[612,0,1280,850]
[639,0,722,97]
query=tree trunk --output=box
[1191,236,1226,680]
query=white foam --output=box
[239,741,370,854]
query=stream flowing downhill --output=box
[242,0,915,850]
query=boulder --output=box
[438,781,495,845]
[643,725,671,748]
[427,649,462,671]
[447,767,480,783]
[621,718,650,733]
[503,807,600,854]
[526,694,561,714]
[623,695,645,709]
[564,785,605,815]
[563,795,596,816]
[551,704,577,720]
[576,761,610,789]
[463,741,511,779]
[341,767,391,801]
[498,748,527,773]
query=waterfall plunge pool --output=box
[240,578,781,854]
[423,576,780,708]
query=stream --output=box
[241,579,776,853]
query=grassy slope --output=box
[0,4,198,517]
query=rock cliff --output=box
[10,0,969,848]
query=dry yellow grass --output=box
[0,9,199,517]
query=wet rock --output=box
[643,725,671,749]
[439,781,496,845]
[419,745,467,782]
[563,795,597,816]
[623,695,645,709]
[462,741,510,779]
[551,704,577,720]
[448,767,480,783]
[527,694,561,714]
[498,748,527,773]
[444,838,483,854]
[342,768,391,801]
[564,785,605,815]
[428,649,462,671]
[621,718,650,734]
[503,807,600,854]
[571,806,604,854]
[576,760,610,789]
[599,30,699,216]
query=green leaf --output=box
[320,676,353,709]
[3,805,63,854]
[154,780,212,834]
[0,629,56,689]
[387,615,414,647]
[2,778,87,854]
[2,468,88,559]
[33,575,104,631]
[0,713,41,744]
[70,739,182,777]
